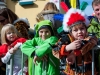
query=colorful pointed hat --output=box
[63,8,90,32]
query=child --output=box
[88,0,100,74]
[21,20,60,75]
[0,7,18,75]
[0,24,28,75]
[52,8,97,75]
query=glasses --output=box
[0,19,5,23]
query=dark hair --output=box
[38,25,54,36]
[0,8,18,24]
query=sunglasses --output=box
[0,19,5,23]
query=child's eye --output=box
[95,9,99,11]
[80,27,85,30]
[73,29,77,31]
[40,31,43,33]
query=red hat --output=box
[63,8,90,32]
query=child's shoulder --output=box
[17,38,27,42]
[13,38,27,45]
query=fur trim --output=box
[63,8,90,32]
[13,18,30,27]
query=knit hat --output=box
[63,8,90,32]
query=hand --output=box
[33,55,39,65]
[14,42,22,49]
[9,47,17,54]
[41,55,47,61]
[65,40,81,51]
[66,52,75,65]
[33,55,47,65]
[90,37,98,45]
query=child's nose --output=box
[78,30,82,33]
[43,32,46,35]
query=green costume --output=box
[21,20,60,75]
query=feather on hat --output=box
[63,8,90,32]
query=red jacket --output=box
[0,38,26,57]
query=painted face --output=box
[71,24,87,40]
[93,4,100,20]
[39,28,51,40]
[6,30,17,42]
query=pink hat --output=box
[63,8,90,32]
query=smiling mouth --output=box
[78,35,84,38]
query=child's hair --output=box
[0,8,18,23]
[1,24,21,44]
[42,2,59,11]
[69,22,87,32]
[92,0,100,8]
[38,25,54,36]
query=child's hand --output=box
[14,42,22,50]
[33,55,47,65]
[33,55,39,65]
[65,40,81,51]
[9,42,22,54]
[9,43,22,54]
[66,52,75,65]
[41,55,47,61]
[9,48,16,54]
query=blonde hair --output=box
[1,24,21,44]
[43,2,59,11]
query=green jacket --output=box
[88,17,100,38]
[21,20,60,75]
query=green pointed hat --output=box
[35,20,53,37]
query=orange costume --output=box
[52,8,97,75]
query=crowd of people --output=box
[0,0,100,75]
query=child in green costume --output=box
[21,20,60,75]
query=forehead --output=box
[93,2,100,7]
[72,24,86,29]
[5,27,15,32]
[39,28,50,31]
[6,29,14,32]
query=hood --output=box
[35,20,53,37]
[39,10,59,15]
[13,18,30,28]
